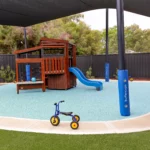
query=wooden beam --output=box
[42,45,65,49]
[16,58,43,64]
[40,38,69,44]
[14,46,43,54]
[14,45,65,55]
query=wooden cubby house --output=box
[14,38,77,94]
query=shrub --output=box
[113,68,133,81]
[113,68,118,79]
[86,66,94,79]
[0,65,15,82]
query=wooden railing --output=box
[43,57,65,74]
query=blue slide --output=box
[69,67,103,91]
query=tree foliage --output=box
[0,14,150,55]
[0,65,15,82]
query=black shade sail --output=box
[0,0,150,27]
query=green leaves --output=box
[0,65,15,82]
[0,14,150,55]
[86,66,94,79]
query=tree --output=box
[1,15,150,55]
[125,24,143,52]
[101,26,118,54]
[63,21,103,55]
[0,25,14,54]
[0,14,103,55]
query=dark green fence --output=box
[0,53,150,82]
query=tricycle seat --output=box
[60,112,73,115]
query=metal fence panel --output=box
[0,53,150,82]
[92,55,105,77]
[0,54,15,70]
[108,54,118,78]
[76,55,92,75]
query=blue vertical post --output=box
[105,8,110,82]
[116,0,130,116]
[118,70,130,115]
[26,65,31,81]
[105,63,109,82]
[24,27,30,81]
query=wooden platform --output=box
[16,81,45,94]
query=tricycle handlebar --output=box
[54,100,65,106]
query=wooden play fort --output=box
[14,38,77,94]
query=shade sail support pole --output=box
[116,0,130,116]
[105,8,110,82]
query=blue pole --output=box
[105,8,110,82]
[105,63,109,82]
[26,65,30,81]
[118,70,130,116]
[24,27,31,81]
[116,0,130,116]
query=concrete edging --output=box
[0,113,149,135]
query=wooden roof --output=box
[14,38,71,55]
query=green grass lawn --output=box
[0,130,150,150]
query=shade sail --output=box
[0,0,150,27]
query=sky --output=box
[82,9,150,31]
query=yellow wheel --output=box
[72,115,80,122]
[70,121,79,130]
[50,116,60,126]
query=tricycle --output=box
[50,100,80,129]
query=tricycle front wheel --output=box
[50,116,60,126]
[70,121,79,130]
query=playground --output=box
[14,38,103,94]
[0,80,150,135]
[0,80,150,121]
[0,37,149,133]
[0,0,150,149]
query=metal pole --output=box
[105,8,110,82]
[116,0,130,116]
[106,8,109,62]
[116,0,125,70]
[24,27,27,49]
[23,27,30,81]
[24,27,28,58]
